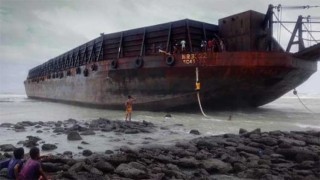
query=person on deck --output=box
[18,147,48,180]
[180,40,186,52]
[207,39,213,52]
[125,95,136,122]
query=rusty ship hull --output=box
[24,51,317,110]
[24,9,320,111]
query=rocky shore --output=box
[0,119,319,179]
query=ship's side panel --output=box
[218,10,267,52]
[25,52,317,110]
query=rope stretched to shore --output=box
[293,89,314,113]
[195,67,209,118]
[197,92,209,118]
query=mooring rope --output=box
[293,89,314,113]
[195,67,209,118]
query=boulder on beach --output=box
[80,130,95,135]
[81,141,89,145]
[0,144,15,152]
[190,129,200,135]
[67,131,82,141]
[239,128,248,134]
[0,123,12,128]
[124,129,139,134]
[14,124,25,130]
[115,163,148,179]
[82,149,92,157]
[105,150,114,154]
[41,144,57,151]
[63,151,73,158]
[201,159,232,173]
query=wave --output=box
[294,123,320,130]
[0,94,28,103]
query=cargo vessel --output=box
[24,5,320,110]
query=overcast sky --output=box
[0,0,319,94]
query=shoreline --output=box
[0,119,319,179]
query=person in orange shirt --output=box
[125,95,136,122]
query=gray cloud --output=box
[0,0,319,94]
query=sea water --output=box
[0,93,319,156]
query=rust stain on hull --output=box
[24,52,316,110]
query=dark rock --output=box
[128,162,147,172]
[279,141,292,148]
[120,146,136,154]
[23,140,38,148]
[195,138,219,150]
[67,131,82,141]
[236,144,260,155]
[36,130,43,133]
[14,124,25,130]
[3,152,12,158]
[101,127,113,132]
[0,123,12,128]
[68,161,84,172]
[82,150,92,156]
[17,141,24,145]
[0,144,15,152]
[105,150,114,154]
[239,128,248,134]
[41,144,57,151]
[165,114,172,118]
[94,160,115,172]
[295,160,315,169]
[63,151,73,157]
[80,130,95,135]
[233,162,246,172]
[160,126,169,130]
[0,168,8,178]
[77,146,83,150]
[42,162,62,172]
[27,136,41,142]
[201,159,232,173]
[279,137,306,146]
[276,147,319,162]
[305,137,320,146]
[34,125,42,128]
[243,128,261,137]
[253,137,278,146]
[124,129,139,134]
[20,121,35,126]
[81,141,89,145]
[250,128,261,134]
[69,124,87,132]
[53,127,64,133]
[190,129,200,135]
[249,133,261,139]
[82,164,103,175]
[65,118,77,124]
[54,122,62,127]
[114,163,147,179]
[176,157,199,168]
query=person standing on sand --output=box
[18,147,48,180]
[125,95,136,122]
